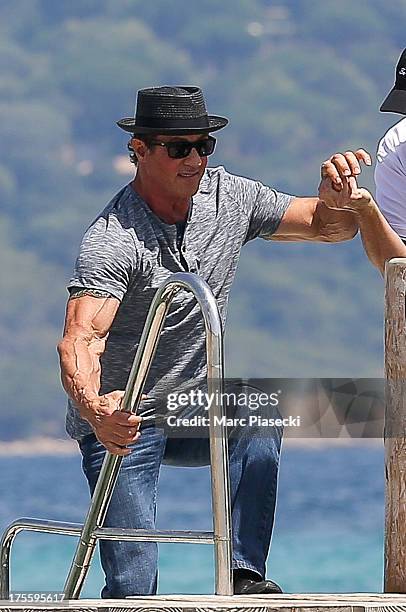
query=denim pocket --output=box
[78,432,97,450]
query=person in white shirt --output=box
[376,118,406,239]
[375,48,406,254]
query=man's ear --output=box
[131,138,148,163]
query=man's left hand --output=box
[318,149,372,211]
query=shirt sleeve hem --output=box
[67,281,124,301]
[262,193,296,238]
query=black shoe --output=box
[233,569,283,595]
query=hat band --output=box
[135,115,210,128]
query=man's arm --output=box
[272,149,372,243]
[319,180,406,275]
[353,193,406,275]
[271,197,358,242]
[57,292,142,455]
[317,149,406,274]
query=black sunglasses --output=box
[148,135,216,159]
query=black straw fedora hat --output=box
[380,49,406,114]
[117,86,228,135]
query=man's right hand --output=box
[83,390,143,456]
[318,149,372,211]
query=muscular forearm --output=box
[57,333,106,420]
[353,197,406,275]
[58,295,141,454]
[313,201,358,242]
[272,197,359,242]
[58,333,141,455]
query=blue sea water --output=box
[0,444,384,597]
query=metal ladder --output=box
[0,272,233,599]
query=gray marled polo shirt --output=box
[66,165,294,440]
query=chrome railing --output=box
[0,272,233,599]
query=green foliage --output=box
[226,239,383,378]
[46,17,195,140]
[0,0,401,439]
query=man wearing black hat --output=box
[375,49,406,255]
[58,85,381,598]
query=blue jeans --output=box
[78,417,282,597]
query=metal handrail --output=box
[0,519,84,599]
[0,272,233,599]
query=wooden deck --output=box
[1,593,406,612]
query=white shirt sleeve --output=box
[375,118,406,238]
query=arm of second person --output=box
[320,180,406,275]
